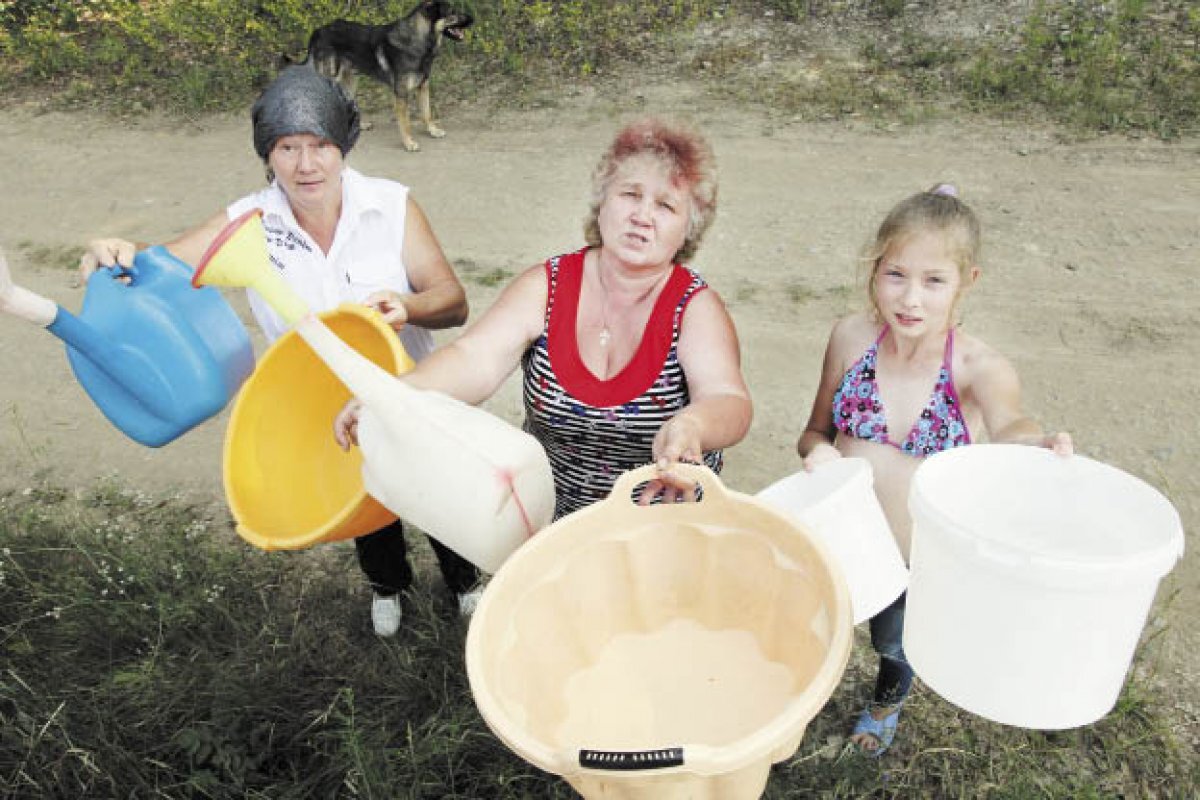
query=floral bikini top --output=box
[832,326,971,457]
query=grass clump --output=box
[0,480,1196,797]
[960,0,1200,138]
[0,482,566,797]
[737,1,1198,137]
[14,241,81,272]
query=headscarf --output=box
[251,66,361,159]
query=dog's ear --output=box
[425,1,453,20]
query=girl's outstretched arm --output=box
[974,349,1073,455]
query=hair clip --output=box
[932,183,959,198]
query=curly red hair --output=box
[583,118,718,263]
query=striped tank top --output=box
[522,248,723,519]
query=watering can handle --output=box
[103,261,139,282]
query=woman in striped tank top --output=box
[336,117,752,520]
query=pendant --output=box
[599,328,611,347]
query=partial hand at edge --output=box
[802,442,843,472]
[364,290,408,329]
[333,398,364,450]
[1046,431,1074,457]
[640,414,704,505]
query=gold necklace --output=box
[594,261,669,349]
[596,262,613,348]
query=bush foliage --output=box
[1,2,1197,132]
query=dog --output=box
[299,1,473,152]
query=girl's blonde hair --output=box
[583,117,718,264]
[863,184,982,317]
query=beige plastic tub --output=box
[466,464,853,800]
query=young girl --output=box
[797,184,1071,756]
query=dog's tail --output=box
[277,25,325,73]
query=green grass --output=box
[0,481,568,797]
[710,1,1199,137]
[0,482,1195,798]
[955,0,1200,138]
[1,2,1196,137]
[467,267,516,288]
[451,258,515,288]
[14,241,81,272]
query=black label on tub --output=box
[578,747,684,771]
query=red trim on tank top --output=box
[546,248,697,407]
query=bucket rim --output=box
[756,460,909,624]
[755,457,874,513]
[909,444,1184,584]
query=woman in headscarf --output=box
[79,66,481,637]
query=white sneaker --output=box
[371,593,402,636]
[457,587,484,618]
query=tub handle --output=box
[607,462,731,506]
[578,747,684,771]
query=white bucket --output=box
[905,444,1184,729]
[756,459,908,624]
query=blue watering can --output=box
[0,245,255,447]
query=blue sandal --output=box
[851,703,903,757]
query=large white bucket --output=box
[905,444,1184,729]
[756,458,908,624]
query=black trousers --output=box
[354,518,480,597]
[869,592,913,707]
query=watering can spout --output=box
[295,314,408,411]
[47,305,172,416]
[192,208,308,326]
[0,246,170,418]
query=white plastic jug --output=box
[191,209,557,572]
[904,444,1184,729]
[756,459,908,624]
[295,315,557,573]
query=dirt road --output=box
[1,98,1197,713]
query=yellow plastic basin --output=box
[224,304,413,550]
